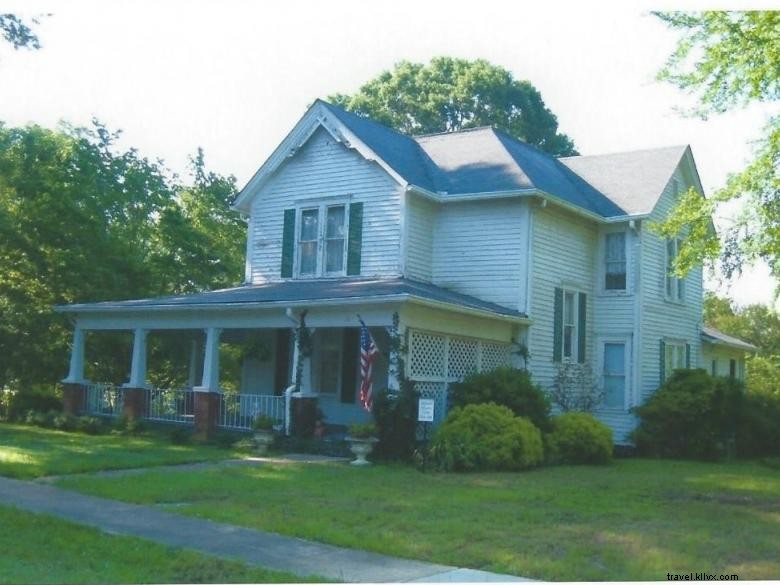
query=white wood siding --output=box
[432,199,529,310]
[639,167,703,403]
[527,205,596,385]
[405,195,436,282]
[248,127,402,282]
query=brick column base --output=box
[292,396,319,439]
[194,391,220,439]
[62,383,86,415]
[122,387,146,420]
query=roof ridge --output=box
[414,125,496,139]
[560,144,689,160]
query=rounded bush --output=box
[429,403,543,472]
[450,367,551,431]
[547,412,613,464]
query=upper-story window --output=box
[665,238,685,302]
[605,232,627,291]
[297,204,347,277]
[563,290,577,359]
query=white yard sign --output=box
[417,398,435,422]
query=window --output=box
[296,204,347,276]
[603,342,627,408]
[664,341,686,380]
[605,232,627,290]
[729,359,737,380]
[665,238,685,301]
[711,359,718,376]
[563,291,577,360]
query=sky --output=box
[1,0,776,308]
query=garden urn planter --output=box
[346,437,378,466]
[253,429,275,456]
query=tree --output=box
[653,12,780,284]
[329,57,577,156]
[0,14,42,50]
[0,121,245,391]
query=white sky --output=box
[0,0,777,308]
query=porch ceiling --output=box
[55,277,528,322]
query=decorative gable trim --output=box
[232,101,408,213]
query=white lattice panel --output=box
[448,337,478,380]
[481,341,511,371]
[409,330,446,380]
[416,381,449,425]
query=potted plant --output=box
[252,415,275,456]
[346,422,378,466]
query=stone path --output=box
[0,475,530,582]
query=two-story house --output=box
[58,100,755,442]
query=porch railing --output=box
[84,383,124,417]
[145,387,194,425]
[217,392,285,431]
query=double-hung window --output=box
[554,287,586,363]
[605,232,627,291]
[664,341,686,380]
[563,291,577,360]
[297,204,347,277]
[602,341,628,409]
[665,238,685,301]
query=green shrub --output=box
[429,403,543,472]
[736,391,780,457]
[348,422,377,439]
[547,412,613,464]
[7,387,61,422]
[252,415,275,431]
[169,426,193,445]
[632,369,752,460]
[373,386,419,461]
[75,416,104,435]
[450,367,551,431]
[52,413,77,432]
[746,355,780,398]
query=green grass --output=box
[57,458,780,581]
[0,423,238,479]
[0,504,316,584]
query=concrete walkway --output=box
[0,476,529,582]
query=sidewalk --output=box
[0,476,529,583]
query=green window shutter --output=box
[659,339,666,384]
[553,287,563,362]
[341,328,359,403]
[577,292,587,363]
[347,202,363,276]
[281,209,296,278]
[685,343,691,369]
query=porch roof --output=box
[701,326,757,352]
[56,277,527,321]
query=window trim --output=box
[665,238,686,303]
[294,202,350,278]
[597,336,632,411]
[558,287,582,362]
[663,339,687,381]
[602,229,629,294]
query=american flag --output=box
[358,318,379,411]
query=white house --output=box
[57,100,755,442]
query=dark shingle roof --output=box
[320,101,676,218]
[57,277,525,319]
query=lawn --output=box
[0,423,238,479]
[0,504,312,584]
[56,457,780,581]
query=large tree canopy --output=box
[654,11,779,283]
[0,122,244,390]
[329,57,577,156]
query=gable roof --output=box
[235,99,695,220]
[559,145,690,216]
[701,326,758,352]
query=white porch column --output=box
[196,327,222,393]
[125,328,149,388]
[387,320,406,392]
[63,327,87,383]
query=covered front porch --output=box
[56,277,528,436]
